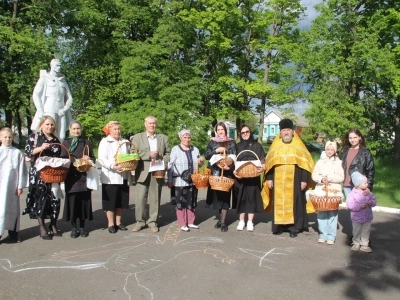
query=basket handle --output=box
[82,144,89,157]
[114,141,132,157]
[236,150,260,161]
[38,143,71,160]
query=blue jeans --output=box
[343,186,353,235]
[317,210,338,241]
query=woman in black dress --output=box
[205,122,237,232]
[62,121,95,238]
[232,125,266,232]
[24,116,63,240]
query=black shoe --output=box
[80,228,89,237]
[289,231,298,238]
[52,232,62,237]
[214,221,221,229]
[108,226,116,234]
[70,228,80,238]
[5,235,21,243]
[40,235,52,240]
[273,230,284,235]
[221,223,228,232]
[117,224,128,231]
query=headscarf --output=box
[178,129,191,139]
[238,126,255,148]
[211,123,233,142]
[102,121,120,136]
[325,141,337,153]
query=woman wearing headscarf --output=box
[62,121,95,238]
[24,116,63,240]
[97,121,131,233]
[232,125,266,232]
[167,130,204,232]
[205,122,237,232]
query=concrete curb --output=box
[339,203,400,214]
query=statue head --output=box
[50,59,62,73]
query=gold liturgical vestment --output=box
[261,133,315,224]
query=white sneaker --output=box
[247,222,254,232]
[236,221,245,231]
[180,226,190,232]
[188,224,199,229]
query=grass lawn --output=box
[372,157,400,209]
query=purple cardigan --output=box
[346,189,377,223]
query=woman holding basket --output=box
[233,125,266,232]
[167,129,204,232]
[24,116,64,240]
[97,121,132,233]
[62,121,95,238]
[205,122,237,232]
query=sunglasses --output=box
[241,130,250,134]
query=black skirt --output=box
[63,191,93,221]
[174,186,198,210]
[102,181,129,211]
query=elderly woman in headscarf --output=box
[232,125,266,232]
[311,141,344,244]
[205,122,237,232]
[97,121,131,234]
[62,121,96,238]
[167,130,204,232]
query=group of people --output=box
[0,116,376,253]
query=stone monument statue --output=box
[31,59,73,142]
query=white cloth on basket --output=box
[209,154,237,166]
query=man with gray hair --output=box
[131,116,170,232]
[31,59,73,141]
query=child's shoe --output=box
[318,238,326,243]
[351,244,360,251]
[327,240,335,245]
[359,246,372,253]
[246,222,254,232]
[236,221,245,231]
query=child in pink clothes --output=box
[346,171,377,252]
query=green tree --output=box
[297,0,400,156]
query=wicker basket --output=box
[209,168,235,192]
[216,149,233,169]
[310,183,342,211]
[39,143,70,183]
[115,142,140,171]
[152,160,167,178]
[191,161,210,189]
[235,150,260,178]
[73,145,93,173]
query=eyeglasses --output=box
[241,130,250,134]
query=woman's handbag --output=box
[174,164,192,183]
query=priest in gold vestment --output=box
[261,119,315,238]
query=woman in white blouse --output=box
[97,121,131,233]
[167,130,204,232]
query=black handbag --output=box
[174,164,192,183]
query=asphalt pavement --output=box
[1,185,400,300]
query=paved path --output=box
[1,186,400,300]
